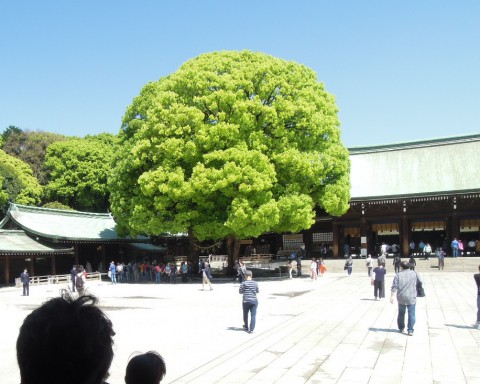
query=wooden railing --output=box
[15,272,103,287]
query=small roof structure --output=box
[349,134,480,201]
[0,230,73,256]
[0,204,150,243]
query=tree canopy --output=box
[44,134,118,212]
[1,127,66,185]
[109,50,350,249]
[0,149,43,212]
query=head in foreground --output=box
[17,293,115,384]
[125,351,166,384]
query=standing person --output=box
[424,243,432,260]
[408,255,416,271]
[310,258,318,281]
[372,262,386,300]
[451,238,459,258]
[365,254,373,277]
[436,247,445,270]
[418,240,425,258]
[201,261,213,290]
[377,253,386,267]
[319,257,327,277]
[474,265,480,329]
[239,270,259,333]
[70,265,77,292]
[75,265,86,297]
[409,240,416,254]
[393,255,402,274]
[236,261,246,283]
[296,253,303,277]
[287,259,293,279]
[458,239,464,257]
[390,261,423,336]
[344,256,353,276]
[109,261,117,284]
[20,268,30,296]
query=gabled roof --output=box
[0,204,149,243]
[349,134,480,201]
[0,230,73,255]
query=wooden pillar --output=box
[402,216,409,258]
[4,255,9,285]
[29,257,35,277]
[333,222,339,259]
[74,244,79,266]
[51,254,56,275]
[360,218,368,258]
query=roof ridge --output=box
[348,133,480,154]
[10,203,113,218]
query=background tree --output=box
[109,50,350,269]
[1,127,66,185]
[42,201,75,210]
[44,133,118,212]
[0,149,43,215]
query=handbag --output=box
[416,275,425,297]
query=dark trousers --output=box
[373,280,385,298]
[242,301,258,332]
[23,284,29,296]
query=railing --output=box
[15,272,103,288]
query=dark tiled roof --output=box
[0,230,73,255]
[348,134,480,200]
[1,204,149,243]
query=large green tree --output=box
[1,127,66,185]
[109,50,350,267]
[0,149,43,213]
[44,133,118,212]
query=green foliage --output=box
[44,134,118,212]
[0,149,43,212]
[109,50,350,240]
[1,128,66,185]
[42,201,75,210]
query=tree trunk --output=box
[188,228,200,272]
[226,235,241,275]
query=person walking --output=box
[366,254,373,277]
[201,261,213,290]
[319,258,327,277]
[408,255,416,271]
[239,270,259,333]
[474,265,480,329]
[390,261,423,336]
[344,256,353,276]
[393,255,401,274]
[20,268,30,296]
[372,262,386,300]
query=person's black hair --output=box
[125,351,166,384]
[17,292,115,384]
[401,261,410,270]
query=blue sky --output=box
[1,1,479,147]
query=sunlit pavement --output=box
[2,257,480,384]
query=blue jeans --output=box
[110,273,116,284]
[398,303,416,332]
[347,266,352,275]
[452,248,458,257]
[242,301,258,332]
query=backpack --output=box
[75,275,84,288]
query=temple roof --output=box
[349,134,480,201]
[0,230,73,255]
[0,204,149,243]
